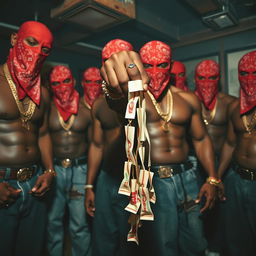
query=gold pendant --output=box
[162,122,169,132]
[21,119,30,130]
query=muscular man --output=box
[195,60,236,156]
[170,60,189,91]
[47,65,100,256]
[194,59,236,255]
[0,21,55,256]
[101,40,217,256]
[84,39,137,256]
[217,50,256,256]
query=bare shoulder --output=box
[41,86,51,106]
[171,86,201,110]
[219,92,237,105]
[92,95,105,112]
[228,98,239,117]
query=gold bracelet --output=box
[44,169,57,177]
[206,176,221,186]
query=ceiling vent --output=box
[202,2,238,29]
[51,0,135,31]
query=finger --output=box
[31,178,42,193]
[8,186,21,197]
[195,190,204,204]
[129,51,149,85]
[87,201,95,217]
[219,190,226,201]
[209,198,215,210]
[104,59,124,96]
[33,184,49,196]
[88,208,95,217]
[100,66,110,85]
[200,196,211,213]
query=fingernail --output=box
[32,188,36,192]
[195,199,200,203]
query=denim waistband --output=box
[151,162,193,178]
[54,156,87,167]
[0,164,39,181]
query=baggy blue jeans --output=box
[0,165,47,256]
[92,170,137,256]
[139,164,207,256]
[47,161,91,256]
[222,167,256,256]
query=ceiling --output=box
[0,0,256,56]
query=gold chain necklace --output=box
[83,98,91,110]
[57,111,75,131]
[202,100,217,126]
[3,63,36,130]
[242,110,256,134]
[147,89,173,132]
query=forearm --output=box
[86,142,103,185]
[193,136,216,178]
[39,132,54,170]
[217,142,235,179]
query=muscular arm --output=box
[217,102,237,179]
[32,88,55,196]
[188,94,216,178]
[86,108,104,186]
[85,103,104,216]
[186,93,216,212]
[38,88,54,171]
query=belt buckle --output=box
[61,158,72,168]
[158,166,173,179]
[17,168,33,182]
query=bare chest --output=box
[146,93,192,126]
[49,104,91,133]
[0,78,44,123]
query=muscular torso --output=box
[231,101,256,169]
[203,93,236,153]
[49,98,91,159]
[0,65,47,167]
[146,86,194,165]
[95,96,125,174]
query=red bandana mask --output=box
[139,40,171,99]
[82,67,102,107]
[7,21,53,105]
[170,61,188,91]
[50,65,79,121]
[194,60,220,110]
[102,39,133,63]
[238,51,256,114]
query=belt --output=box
[0,167,37,182]
[236,167,256,181]
[54,157,87,168]
[151,161,193,179]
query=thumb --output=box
[195,189,204,204]
[32,179,41,192]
